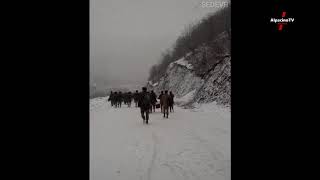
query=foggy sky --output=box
[90,0,226,88]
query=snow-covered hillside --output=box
[90,97,230,180]
[147,31,231,107]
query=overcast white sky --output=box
[90,0,228,88]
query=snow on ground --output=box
[191,102,230,122]
[175,90,196,105]
[174,57,193,70]
[90,97,230,180]
[90,97,109,111]
[168,54,194,70]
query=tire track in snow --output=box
[147,132,159,180]
[129,140,145,180]
[160,128,210,180]
[160,126,228,180]
[161,161,192,180]
[188,131,230,180]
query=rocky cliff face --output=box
[193,56,230,105]
[147,31,231,107]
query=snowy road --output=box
[90,97,230,180]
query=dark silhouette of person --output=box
[108,91,114,107]
[113,92,118,108]
[158,91,164,113]
[150,90,157,113]
[169,91,174,112]
[118,91,122,108]
[161,90,170,118]
[127,91,132,107]
[134,90,139,107]
[138,87,152,124]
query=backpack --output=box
[141,93,151,107]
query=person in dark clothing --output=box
[118,91,122,108]
[134,90,139,107]
[113,92,118,108]
[150,90,157,112]
[124,92,129,105]
[108,91,114,106]
[148,93,152,113]
[148,91,152,113]
[161,90,170,118]
[169,91,174,112]
[123,92,127,105]
[127,91,132,107]
[111,91,115,107]
[138,87,152,124]
[158,91,164,113]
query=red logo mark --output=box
[278,11,287,31]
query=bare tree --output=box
[148,5,231,82]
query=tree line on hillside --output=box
[148,5,230,83]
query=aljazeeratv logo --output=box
[270,11,294,31]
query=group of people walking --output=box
[107,87,175,124]
[108,91,135,108]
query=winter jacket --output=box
[138,92,151,110]
[161,94,170,108]
[158,94,164,105]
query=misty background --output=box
[90,0,227,92]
